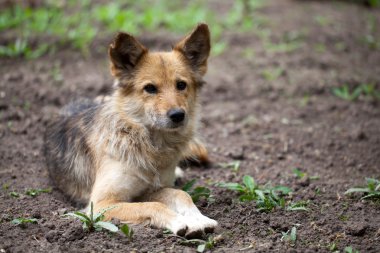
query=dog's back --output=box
[44,99,99,204]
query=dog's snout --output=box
[167,108,185,123]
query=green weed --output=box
[219,161,241,173]
[1,1,268,59]
[120,224,134,240]
[345,246,360,253]
[11,217,38,225]
[345,178,380,200]
[9,191,20,198]
[262,67,284,81]
[281,226,297,246]
[182,179,212,203]
[286,200,309,211]
[332,84,380,101]
[218,175,293,212]
[25,188,51,197]
[64,202,118,232]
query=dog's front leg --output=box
[143,188,218,238]
[93,200,188,236]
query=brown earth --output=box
[1,0,380,252]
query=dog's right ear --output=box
[109,33,147,78]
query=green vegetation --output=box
[120,224,134,240]
[0,0,266,58]
[64,202,119,233]
[219,161,241,173]
[11,217,38,225]
[345,178,380,200]
[281,226,297,246]
[217,175,308,212]
[9,191,20,198]
[332,84,380,101]
[262,67,284,81]
[182,179,212,203]
[25,188,51,197]
[345,246,360,253]
[181,235,222,253]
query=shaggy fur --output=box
[44,24,217,238]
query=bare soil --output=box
[1,0,380,252]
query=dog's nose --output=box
[167,108,185,123]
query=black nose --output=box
[167,108,185,123]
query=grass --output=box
[332,84,380,101]
[217,175,307,212]
[0,0,266,58]
[345,178,380,200]
[182,179,212,203]
[65,202,119,233]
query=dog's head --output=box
[109,24,210,131]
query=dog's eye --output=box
[176,81,187,91]
[143,84,158,94]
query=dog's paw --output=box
[184,215,218,238]
[167,215,187,237]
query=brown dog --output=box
[44,23,217,238]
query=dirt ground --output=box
[1,0,380,252]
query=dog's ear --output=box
[174,23,211,76]
[109,32,147,78]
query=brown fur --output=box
[44,24,217,238]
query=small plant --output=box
[219,161,240,173]
[286,200,309,211]
[11,217,38,225]
[65,202,118,233]
[332,85,362,101]
[197,236,216,253]
[293,168,306,179]
[181,236,218,253]
[262,67,284,81]
[218,175,292,212]
[120,224,134,240]
[281,226,297,246]
[332,84,380,101]
[345,178,380,200]
[25,188,51,197]
[345,246,359,253]
[182,179,212,203]
[9,191,20,198]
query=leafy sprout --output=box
[281,226,297,246]
[218,175,295,212]
[182,179,212,203]
[345,178,380,200]
[25,188,51,197]
[64,202,118,233]
[11,217,38,225]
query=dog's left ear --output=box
[174,23,211,76]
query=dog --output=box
[44,23,217,238]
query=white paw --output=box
[167,215,187,236]
[183,214,218,238]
